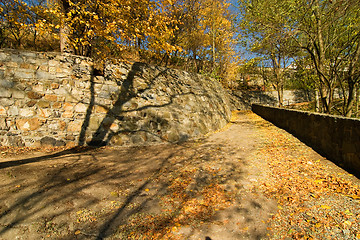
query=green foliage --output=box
[238,0,360,116]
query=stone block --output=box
[51,83,60,89]
[62,110,74,118]
[49,59,58,67]
[19,108,35,117]
[11,54,24,63]
[56,72,69,78]
[66,141,76,148]
[8,106,19,115]
[26,100,37,107]
[40,136,56,146]
[14,70,34,79]
[55,139,66,146]
[53,87,69,96]
[12,90,26,99]
[16,118,42,131]
[0,88,12,98]
[59,121,66,131]
[32,84,44,92]
[65,135,75,140]
[110,123,119,132]
[6,61,18,68]
[0,52,8,61]
[75,103,87,113]
[94,105,108,113]
[8,136,25,147]
[36,70,55,80]
[38,108,52,118]
[0,80,15,88]
[37,100,50,108]
[44,94,57,102]
[0,118,8,130]
[0,106,6,115]
[52,102,62,109]
[67,120,83,132]
[21,51,37,58]
[63,102,74,111]
[27,91,43,99]
[89,117,101,130]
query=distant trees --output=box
[0,0,239,85]
[238,0,360,117]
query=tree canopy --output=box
[0,0,239,84]
[238,0,360,116]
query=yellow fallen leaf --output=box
[277,205,283,210]
[344,209,353,215]
[314,179,325,184]
[145,189,149,192]
[75,230,81,235]
[315,223,322,228]
[344,220,352,226]
[320,205,331,209]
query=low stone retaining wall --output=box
[0,49,231,147]
[252,104,360,176]
[228,89,315,110]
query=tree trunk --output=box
[315,89,320,112]
[58,0,72,54]
[277,84,284,107]
[356,83,360,118]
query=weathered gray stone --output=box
[0,52,8,61]
[11,54,24,64]
[22,52,37,58]
[55,139,66,146]
[0,80,14,88]
[0,88,11,98]
[8,136,25,147]
[40,136,57,146]
[14,70,34,79]
[36,70,55,80]
[12,90,26,99]
[0,98,14,106]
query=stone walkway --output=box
[0,111,359,240]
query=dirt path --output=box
[0,111,359,240]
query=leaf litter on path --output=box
[247,113,360,240]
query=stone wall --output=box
[252,104,360,176]
[0,49,231,147]
[228,89,315,110]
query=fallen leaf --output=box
[344,220,352,226]
[320,205,331,209]
[75,230,81,235]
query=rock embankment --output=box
[0,49,231,147]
